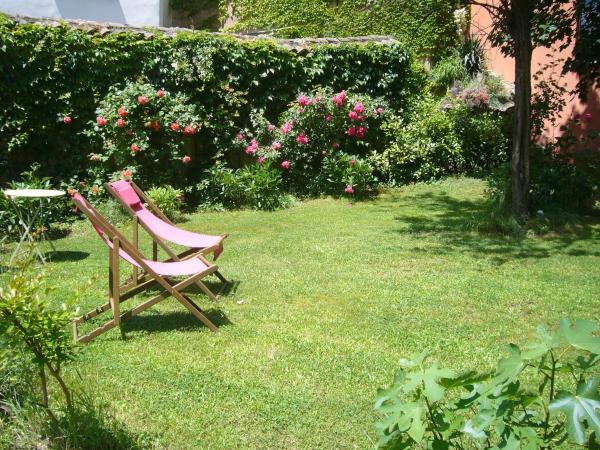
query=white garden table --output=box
[3,189,65,264]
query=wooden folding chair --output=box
[71,192,221,344]
[105,180,228,285]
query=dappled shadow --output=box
[391,191,600,265]
[122,309,232,335]
[44,250,89,262]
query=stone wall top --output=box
[5,14,399,52]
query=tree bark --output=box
[510,0,533,218]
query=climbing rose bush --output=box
[85,81,204,187]
[233,89,386,196]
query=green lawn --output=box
[44,178,600,449]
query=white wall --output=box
[0,0,168,27]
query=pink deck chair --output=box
[71,192,221,343]
[105,179,228,284]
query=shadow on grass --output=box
[122,309,232,335]
[391,191,600,265]
[44,250,90,262]
[46,394,159,449]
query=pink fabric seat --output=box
[109,180,223,252]
[73,193,210,276]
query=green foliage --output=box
[197,160,288,210]
[429,55,468,94]
[458,36,486,78]
[375,318,600,448]
[528,123,600,213]
[0,254,76,412]
[382,95,510,184]
[222,0,460,58]
[147,185,185,222]
[85,81,202,188]
[564,0,600,99]
[383,104,462,183]
[0,19,418,186]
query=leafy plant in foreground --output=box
[375,318,600,448]
[0,253,76,420]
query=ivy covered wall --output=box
[220,0,461,58]
[0,15,422,183]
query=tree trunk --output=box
[510,0,533,218]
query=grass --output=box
[31,178,600,448]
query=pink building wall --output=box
[470,3,600,143]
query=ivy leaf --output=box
[560,319,600,354]
[549,378,600,444]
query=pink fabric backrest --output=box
[110,180,143,211]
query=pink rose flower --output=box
[182,155,191,164]
[349,159,356,166]
[315,96,322,103]
[116,118,126,128]
[236,132,244,141]
[63,116,72,124]
[348,111,359,121]
[137,95,149,105]
[170,122,180,132]
[296,133,309,145]
[325,114,332,122]
[90,153,99,161]
[130,144,140,153]
[281,120,294,135]
[245,139,259,155]
[344,184,354,194]
[121,169,132,178]
[297,94,311,107]
[156,89,166,97]
[268,124,276,133]
[257,156,266,165]
[332,90,346,108]
[346,127,356,137]
[375,107,384,115]
[353,102,365,114]
[281,160,291,170]
[272,141,282,150]
[183,125,197,135]
[118,107,128,118]
[96,116,107,126]
[355,126,366,139]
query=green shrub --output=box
[147,186,185,222]
[197,161,287,210]
[382,96,510,184]
[485,121,600,215]
[430,55,468,94]
[528,125,600,212]
[375,318,600,448]
[382,100,463,183]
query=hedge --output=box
[0,18,421,184]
